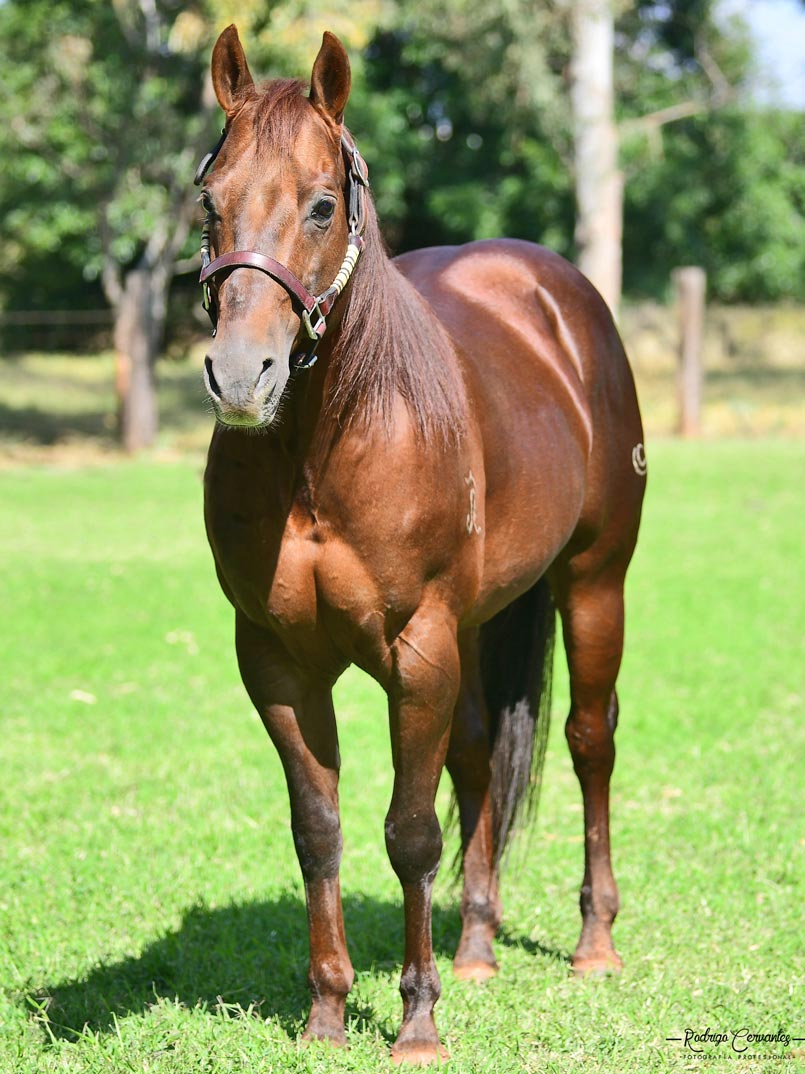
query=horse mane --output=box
[327,197,466,445]
[244,79,467,446]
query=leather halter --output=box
[194,129,369,371]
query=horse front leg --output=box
[385,609,460,1065]
[235,613,353,1045]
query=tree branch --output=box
[173,254,201,275]
[620,98,705,134]
[136,0,162,54]
[697,43,733,108]
[620,42,734,137]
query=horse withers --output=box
[198,25,645,1064]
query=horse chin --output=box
[213,392,283,431]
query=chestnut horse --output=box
[198,25,645,1064]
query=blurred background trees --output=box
[0,0,212,449]
[0,0,383,449]
[1,0,802,448]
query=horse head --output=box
[199,26,358,428]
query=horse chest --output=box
[207,493,392,667]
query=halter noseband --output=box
[194,129,369,371]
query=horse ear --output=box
[309,31,351,126]
[211,24,254,116]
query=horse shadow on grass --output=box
[29,893,570,1044]
[0,400,114,446]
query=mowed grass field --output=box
[1,439,804,1073]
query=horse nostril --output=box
[255,358,275,396]
[204,356,222,400]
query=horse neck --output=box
[316,209,466,452]
[268,203,465,469]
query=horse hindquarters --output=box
[447,577,555,978]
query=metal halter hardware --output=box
[195,129,369,371]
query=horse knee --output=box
[292,801,342,880]
[400,959,441,1013]
[565,707,615,771]
[385,808,442,886]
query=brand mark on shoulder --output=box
[465,471,482,536]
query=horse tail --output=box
[480,576,556,865]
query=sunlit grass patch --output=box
[1,440,803,1072]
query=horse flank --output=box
[242,78,467,445]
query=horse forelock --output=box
[241,78,309,151]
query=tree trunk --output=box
[114,266,167,453]
[571,0,623,318]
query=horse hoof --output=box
[453,959,498,981]
[391,1041,449,1066]
[301,1025,347,1048]
[571,952,623,977]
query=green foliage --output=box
[0,0,214,310]
[614,1,804,300]
[0,0,802,317]
[623,108,805,300]
[0,441,803,1071]
[356,0,803,302]
[356,6,575,255]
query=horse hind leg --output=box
[551,564,628,974]
[446,579,555,980]
[445,632,501,980]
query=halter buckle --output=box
[291,348,319,373]
[301,301,327,341]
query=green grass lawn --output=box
[1,440,804,1073]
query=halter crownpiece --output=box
[195,128,369,371]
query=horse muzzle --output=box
[203,350,288,428]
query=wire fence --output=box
[0,310,114,353]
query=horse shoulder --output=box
[314,403,486,625]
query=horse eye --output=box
[199,191,216,216]
[311,198,335,223]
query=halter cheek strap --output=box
[195,132,369,371]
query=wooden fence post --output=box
[672,266,706,437]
